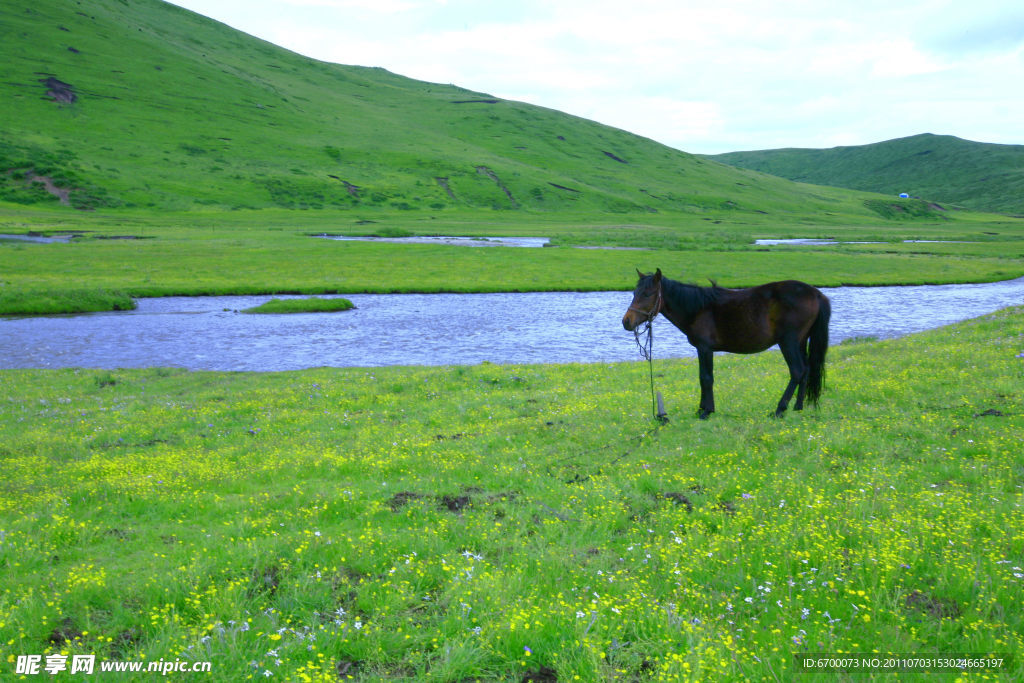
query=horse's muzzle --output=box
[622,313,637,331]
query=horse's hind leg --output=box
[775,337,808,417]
[793,337,811,411]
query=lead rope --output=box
[633,291,668,423]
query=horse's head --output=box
[622,268,663,331]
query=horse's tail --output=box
[806,293,831,406]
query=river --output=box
[2,278,1022,370]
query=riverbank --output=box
[1,307,1022,680]
[0,287,136,316]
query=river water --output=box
[2,278,1022,370]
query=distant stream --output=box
[2,278,1022,370]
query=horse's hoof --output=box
[698,410,712,420]
[773,410,786,418]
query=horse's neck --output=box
[662,279,714,324]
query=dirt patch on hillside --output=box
[39,76,77,104]
[435,177,456,200]
[327,175,360,198]
[28,173,72,205]
[476,166,517,206]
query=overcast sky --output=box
[166,0,1023,154]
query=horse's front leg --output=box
[697,348,715,419]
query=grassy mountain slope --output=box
[707,133,1024,215]
[1,0,926,220]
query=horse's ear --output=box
[636,268,645,279]
[654,268,662,282]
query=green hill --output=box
[1,0,920,221]
[707,134,1024,215]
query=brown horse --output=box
[622,269,830,419]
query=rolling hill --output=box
[707,134,1024,216]
[0,0,930,221]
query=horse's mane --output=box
[661,277,723,317]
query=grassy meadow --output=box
[3,207,1024,316]
[1,306,1022,681]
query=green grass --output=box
[707,134,1024,215]
[1,210,1023,314]
[1,308,1022,681]
[241,297,354,314]
[0,286,135,315]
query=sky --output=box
[165,0,1024,154]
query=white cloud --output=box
[868,40,948,78]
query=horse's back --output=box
[710,280,825,352]
[761,279,823,302]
